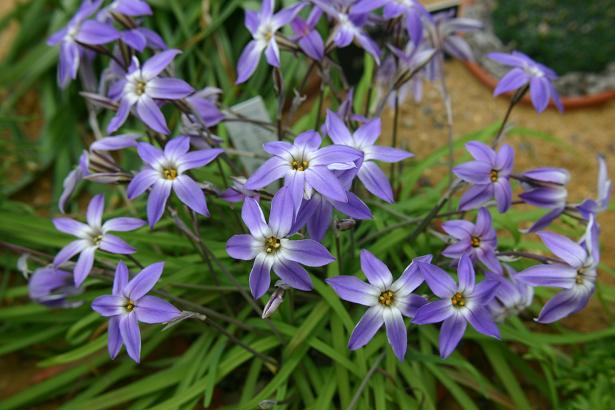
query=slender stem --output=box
[314,82,325,130]
[347,352,385,410]
[492,85,529,149]
[390,91,400,198]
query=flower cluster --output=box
[28,0,609,367]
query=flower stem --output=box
[492,84,529,148]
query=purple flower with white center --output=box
[107,49,194,134]
[382,0,428,45]
[516,218,599,323]
[226,188,335,299]
[53,194,145,286]
[385,42,436,106]
[442,207,501,274]
[488,51,563,113]
[92,261,181,363]
[413,255,500,358]
[325,110,413,203]
[244,130,363,212]
[292,168,372,241]
[290,7,324,61]
[311,0,382,64]
[220,177,260,203]
[577,155,611,219]
[47,0,119,88]
[518,167,570,232]
[127,136,223,228]
[486,266,533,322]
[453,141,514,213]
[236,0,304,84]
[424,11,481,80]
[326,250,429,360]
[28,266,83,308]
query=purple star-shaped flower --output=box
[107,49,194,134]
[486,265,533,322]
[424,10,481,80]
[98,0,167,52]
[292,168,372,241]
[516,218,599,323]
[53,194,145,286]
[413,255,500,358]
[518,167,570,232]
[28,266,83,308]
[442,207,501,274]
[577,155,611,219]
[47,0,119,88]
[311,0,382,63]
[92,261,181,363]
[290,7,325,61]
[488,51,563,113]
[244,130,363,212]
[325,110,413,203]
[236,0,304,84]
[382,0,428,45]
[226,188,335,299]
[453,141,514,212]
[127,136,223,228]
[385,42,436,106]
[327,250,429,360]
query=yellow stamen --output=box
[470,236,481,248]
[264,236,281,254]
[291,159,309,171]
[378,290,395,306]
[125,300,136,312]
[489,169,499,183]
[135,80,146,96]
[163,167,178,180]
[451,292,466,307]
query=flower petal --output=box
[226,234,260,260]
[272,259,313,292]
[417,262,456,298]
[284,239,335,267]
[236,40,262,84]
[348,306,384,350]
[141,49,181,79]
[536,287,593,324]
[353,118,381,146]
[103,217,146,232]
[439,315,466,358]
[305,166,348,203]
[493,68,528,96]
[326,276,378,306]
[325,110,353,145]
[100,234,136,255]
[453,161,491,184]
[127,169,159,199]
[366,146,413,163]
[173,175,208,216]
[86,194,105,227]
[135,295,180,324]
[147,77,193,100]
[515,264,577,288]
[113,261,129,295]
[146,182,172,228]
[358,162,394,203]
[119,313,141,363]
[107,98,132,133]
[180,148,224,171]
[245,157,288,190]
[92,295,124,317]
[136,95,169,134]
[384,308,407,360]
[269,187,294,237]
[537,231,586,268]
[125,262,165,300]
[465,141,496,163]
[108,316,123,359]
[250,254,272,299]
[457,254,475,292]
[441,220,473,240]
[74,246,96,286]
[53,218,89,237]
[412,299,454,324]
[466,307,500,338]
[54,240,88,266]
[242,198,269,238]
[360,249,393,289]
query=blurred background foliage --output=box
[0,0,614,409]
